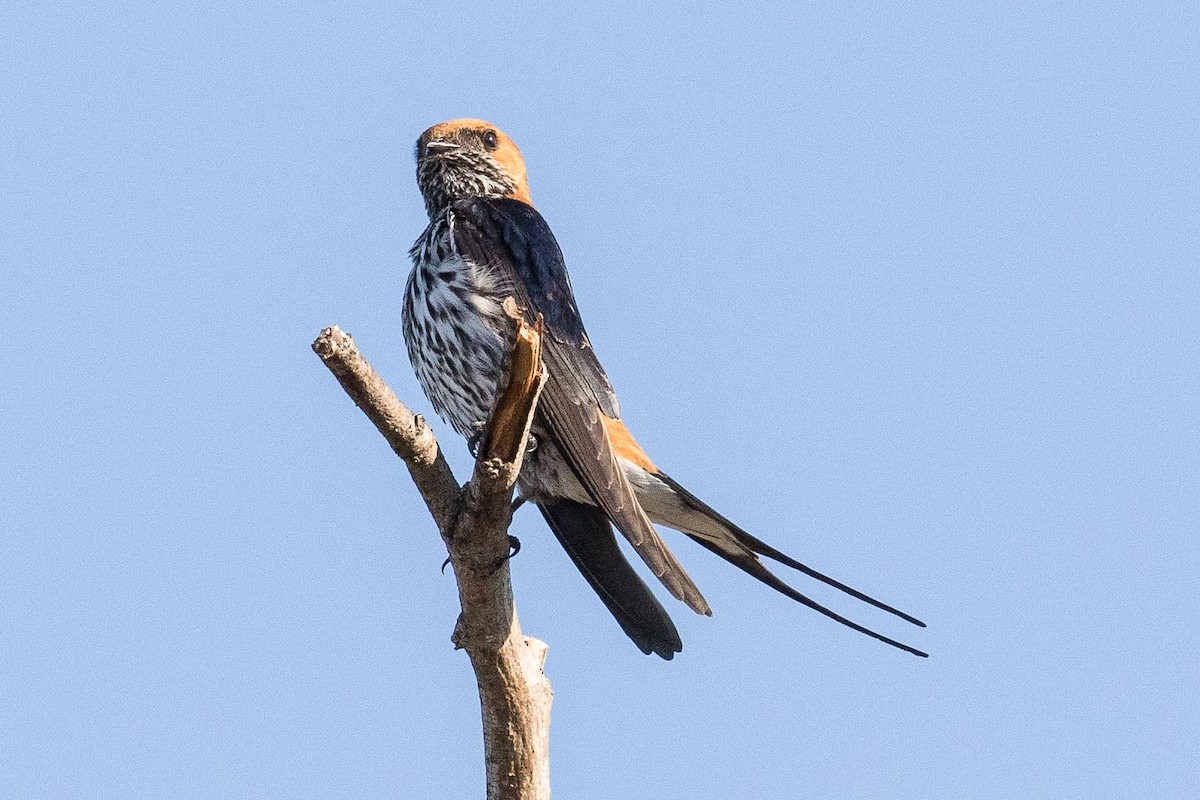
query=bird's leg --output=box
[466,421,486,457]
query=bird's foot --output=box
[485,535,522,574]
[466,423,485,457]
[442,536,521,576]
[469,427,534,458]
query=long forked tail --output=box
[539,499,683,659]
[647,471,928,658]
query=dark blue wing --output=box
[451,197,620,419]
[449,197,710,617]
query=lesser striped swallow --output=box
[403,119,926,659]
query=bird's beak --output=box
[423,140,460,155]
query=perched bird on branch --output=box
[403,118,926,659]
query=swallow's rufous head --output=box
[415,119,532,218]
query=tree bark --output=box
[312,320,552,800]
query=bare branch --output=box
[312,326,460,534]
[312,323,552,800]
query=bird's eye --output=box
[482,130,499,151]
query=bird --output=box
[403,118,926,660]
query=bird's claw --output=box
[441,536,521,576]
[483,535,523,575]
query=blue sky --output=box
[2,2,1197,798]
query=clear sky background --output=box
[3,2,1197,798]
